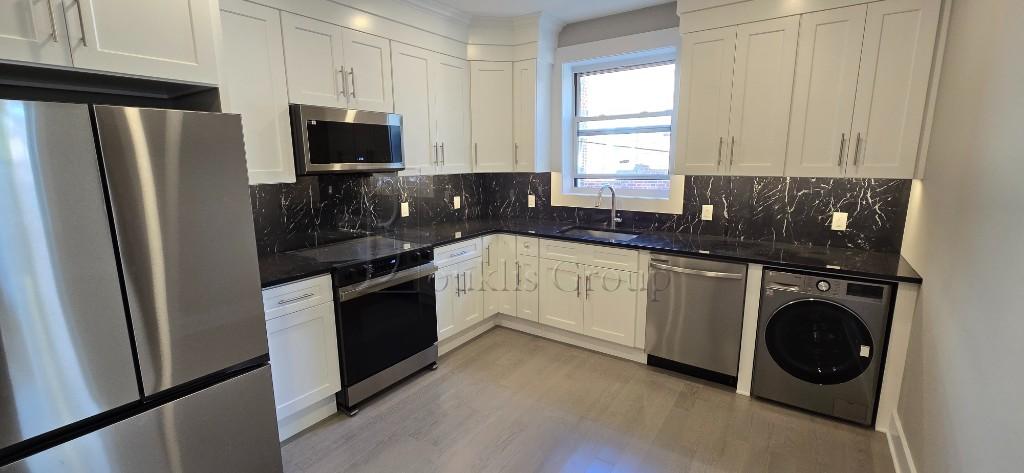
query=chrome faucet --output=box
[594,185,622,230]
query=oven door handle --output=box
[336,263,438,302]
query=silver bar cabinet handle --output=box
[348,67,356,98]
[717,137,724,167]
[853,132,863,166]
[277,293,315,305]
[514,143,519,165]
[337,66,348,98]
[433,143,439,165]
[729,136,736,166]
[474,143,479,166]
[440,142,446,166]
[46,0,58,42]
[576,274,581,297]
[75,0,88,47]
[838,133,847,166]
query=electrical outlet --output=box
[528,194,536,208]
[701,205,714,221]
[831,212,849,231]
[453,195,461,209]
[400,202,410,217]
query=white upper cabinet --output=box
[678,26,737,176]
[65,0,218,83]
[281,13,346,108]
[513,59,538,172]
[0,0,71,66]
[339,28,393,113]
[219,0,294,185]
[432,54,472,174]
[470,61,515,172]
[786,5,868,178]
[726,16,799,176]
[391,42,436,175]
[848,0,940,179]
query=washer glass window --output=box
[765,300,873,385]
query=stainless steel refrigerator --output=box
[0,100,283,472]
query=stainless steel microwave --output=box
[290,104,404,174]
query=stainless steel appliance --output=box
[0,100,282,471]
[753,269,893,426]
[290,104,404,175]
[645,254,748,385]
[288,238,437,415]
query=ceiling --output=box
[431,0,671,23]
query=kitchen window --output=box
[572,57,676,196]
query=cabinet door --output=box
[516,257,540,322]
[219,0,294,185]
[583,267,638,346]
[513,59,537,172]
[281,13,345,108]
[471,61,515,172]
[432,54,472,174]
[785,5,867,178]
[341,28,393,112]
[483,235,516,317]
[538,259,583,333]
[726,16,799,176]
[848,0,940,179]
[455,258,485,330]
[0,0,71,66]
[391,42,437,175]
[435,266,458,340]
[66,0,218,83]
[266,302,341,420]
[678,26,736,176]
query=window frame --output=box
[567,50,678,199]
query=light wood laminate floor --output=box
[282,328,895,473]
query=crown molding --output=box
[400,0,473,24]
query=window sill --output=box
[551,173,685,214]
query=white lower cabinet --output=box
[262,275,340,441]
[483,234,516,317]
[435,239,484,341]
[583,267,639,346]
[538,259,584,333]
[515,256,540,322]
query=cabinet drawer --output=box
[262,274,333,321]
[516,236,539,256]
[590,245,639,272]
[539,239,585,263]
[435,238,482,267]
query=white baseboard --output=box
[495,314,647,363]
[278,396,337,441]
[439,317,498,356]
[886,411,918,473]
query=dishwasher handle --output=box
[649,262,745,280]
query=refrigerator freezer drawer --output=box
[1,366,282,473]
[93,106,269,396]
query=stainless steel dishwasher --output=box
[645,254,748,385]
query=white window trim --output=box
[551,27,684,214]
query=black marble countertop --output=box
[259,219,922,288]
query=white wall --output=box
[898,0,1024,471]
[557,2,678,47]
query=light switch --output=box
[701,205,714,221]
[528,194,536,208]
[400,202,410,217]
[831,212,849,231]
[453,196,461,209]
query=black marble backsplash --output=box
[250,172,911,256]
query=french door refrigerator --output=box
[0,100,283,472]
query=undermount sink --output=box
[558,226,641,242]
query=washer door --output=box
[765,299,874,385]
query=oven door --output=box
[335,265,437,387]
[291,104,404,174]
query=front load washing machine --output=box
[752,269,894,426]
